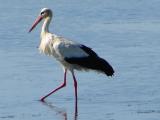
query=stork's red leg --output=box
[40,69,67,102]
[71,71,78,115]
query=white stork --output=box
[29,8,114,103]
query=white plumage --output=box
[29,8,114,103]
[39,33,89,71]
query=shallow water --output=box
[1,0,160,120]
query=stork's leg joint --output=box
[62,81,66,87]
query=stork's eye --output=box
[41,12,45,15]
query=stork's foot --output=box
[40,97,46,102]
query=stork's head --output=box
[29,8,52,32]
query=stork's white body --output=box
[39,32,89,72]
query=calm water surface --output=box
[1,0,160,120]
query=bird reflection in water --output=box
[41,101,78,120]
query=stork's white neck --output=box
[41,16,52,35]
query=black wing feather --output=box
[65,45,114,76]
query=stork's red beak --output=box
[29,15,43,32]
